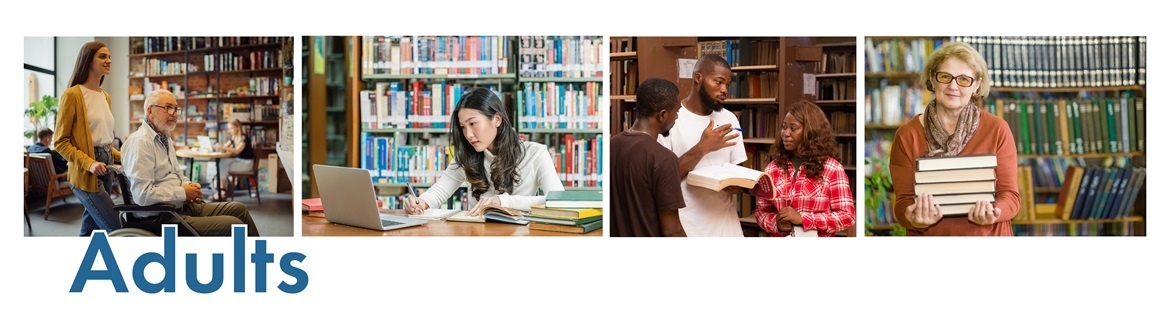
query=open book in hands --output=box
[446,204,529,225]
[687,163,773,192]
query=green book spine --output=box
[1106,98,1118,153]
[1091,168,1117,219]
[1135,97,1145,151]
[1097,98,1108,153]
[1070,100,1082,154]
[1081,99,1090,153]
[1046,100,1058,156]
[1020,101,1032,155]
[579,218,603,233]
[1031,100,1042,155]
[1011,102,1024,153]
[1043,100,1053,155]
[1126,95,1137,152]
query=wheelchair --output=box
[107,165,200,237]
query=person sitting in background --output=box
[121,89,259,236]
[213,119,255,201]
[28,128,69,174]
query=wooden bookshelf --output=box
[730,65,778,72]
[612,37,858,237]
[609,51,637,60]
[127,36,292,193]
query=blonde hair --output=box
[921,41,990,101]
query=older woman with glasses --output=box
[888,41,1020,236]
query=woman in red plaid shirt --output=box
[751,101,856,237]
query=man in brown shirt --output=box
[611,78,687,237]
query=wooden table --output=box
[175,149,232,195]
[303,210,603,236]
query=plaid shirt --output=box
[752,157,855,237]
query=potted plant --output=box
[24,95,58,139]
[864,157,905,236]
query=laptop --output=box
[197,136,214,152]
[312,165,427,231]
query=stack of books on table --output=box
[526,190,603,234]
[914,154,998,216]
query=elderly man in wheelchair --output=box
[113,89,259,237]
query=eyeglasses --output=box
[933,72,979,87]
[150,105,183,116]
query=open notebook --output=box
[445,205,529,225]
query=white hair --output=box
[143,89,176,114]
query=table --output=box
[303,210,603,236]
[175,149,232,197]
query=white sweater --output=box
[419,141,564,210]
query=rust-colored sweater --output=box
[889,109,1020,236]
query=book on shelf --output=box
[360,133,454,185]
[956,36,1144,88]
[527,133,603,188]
[685,163,771,191]
[362,36,511,76]
[517,36,603,78]
[915,154,997,172]
[864,82,929,126]
[864,37,949,74]
[360,82,501,129]
[914,167,996,184]
[914,180,996,196]
[1063,166,1146,221]
[519,82,601,130]
[545,190,603,209]
[1054,166,1085,220]
[529,219,603,234]
[446,205,529,225]
[993,96,1144,155]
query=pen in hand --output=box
[405,182,422,214]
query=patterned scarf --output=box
[924,100,981,157]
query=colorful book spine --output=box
[516,36,603,78]
[529,133,603,188]
[363,36,511,76]
[519,82,601,130]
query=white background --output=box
[3,1,1165,320]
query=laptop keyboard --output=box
[382,220,403,227]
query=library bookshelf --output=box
[305,36,603,209]
[128,36,292,192]
[863,36,1146,236]
[610,36,859,237]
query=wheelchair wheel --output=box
[108,228,157,237]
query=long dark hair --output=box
[450,88,523,199]
[68,41,108,87]
[769,100,840,181]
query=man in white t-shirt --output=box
[659,54,747,237]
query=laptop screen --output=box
[198,136,212,152]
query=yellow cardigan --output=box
[53,85,122,193]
